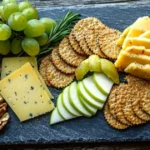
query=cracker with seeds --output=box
[104,102,129,130]
[69,32,85,55]
[99,28,122,60]
[59,37,87,67]
[51,47,76,74]
[46,60,74,88]
[73,17,105,55]
[39,55,51,86]
[84,29,107,58]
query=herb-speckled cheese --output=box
[0,62,54,122]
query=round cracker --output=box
[132,92,150,121]
[59,37,87,67]
[84,29,107,58]
[51,47,76,74]
[39,55,51,86]
[69,32,85,55]
[104,102,128,130]
[122,85,145,125]
[99,28,122,60]
[73,17,105,55]
[46,60,74,88]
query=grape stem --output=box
[38,11,81,56]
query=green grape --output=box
[18,1,31,12]
[24,19,45,37]
[3,2,19,21]
[2,0,17,5]
[40,17,56,35]
[22,7,38,21]
[35,32,48,46]
[0,24,11,40]
[0,21,4,24]
[22,37,40,56]
[0,6,4,19]
[8,12,27,31]
[11,38,22,54]
[0,40,10,55]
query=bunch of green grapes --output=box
[0,0,56,56]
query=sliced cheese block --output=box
[0,62,54,122]
[115,51,150,71]
[124,63,150,80]
[1,57,53,99]
[1,57,37,79]
[117,26,131,46]
[140,30,150,38]
[126,16,150,38]
[125,46,150,56]
[123,37,150,50]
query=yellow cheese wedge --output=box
[125,46,150,56]
[117,26,131,46]
[125,63,150,80]
[1,57,53,99]
[115,50,150,71]
[126,16,150,38]
[139,30,150,38]
[0,62,54,122]
[1,57,37,79]
[123,37,150,49]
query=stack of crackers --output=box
[104,75,150,130]
[39,17,121,88]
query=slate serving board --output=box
[1,4,150,145]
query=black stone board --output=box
[0,4,150,144]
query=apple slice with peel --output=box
[77,82,104,109]
[62,86,82,117]
[75,59,89,80]
[79,96,98,115]
[69,82,92,117]
[101,59,120,84]
[50,108,64,125]
[93,73,114,95]
[89,55,101,72]
[57,94,76,120]
[83,76,107,103]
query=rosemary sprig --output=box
[38,11,81,56]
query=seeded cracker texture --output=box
[59,37,87,67]
[99,28,122,60]
[46,60,74,88]
[104,102,128,130]
[51,47,76,74]
[69,31,85,55]
[73,17,103,55]
[39,55,51,86]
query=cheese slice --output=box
[0,62,54,122]
[1,57,53,99]
[125,63,150,80]
[115,51,150,71]
[125,46,150,56]
[123,37,150,49]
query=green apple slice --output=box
[69,82,92,117]
[83,76,107,103]
[57,94,76,120]
[50,108,64,125]
[75,59,89,80]
[62,86,82,117]
[77,82,104,109]
[89,55,101,72]
[79,96,98,115]
[101,59,120,84]
[93,73,114,95]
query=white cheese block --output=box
[0,62,54,122]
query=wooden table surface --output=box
[1,0,150,149]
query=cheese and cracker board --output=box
[0,0,150,144]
